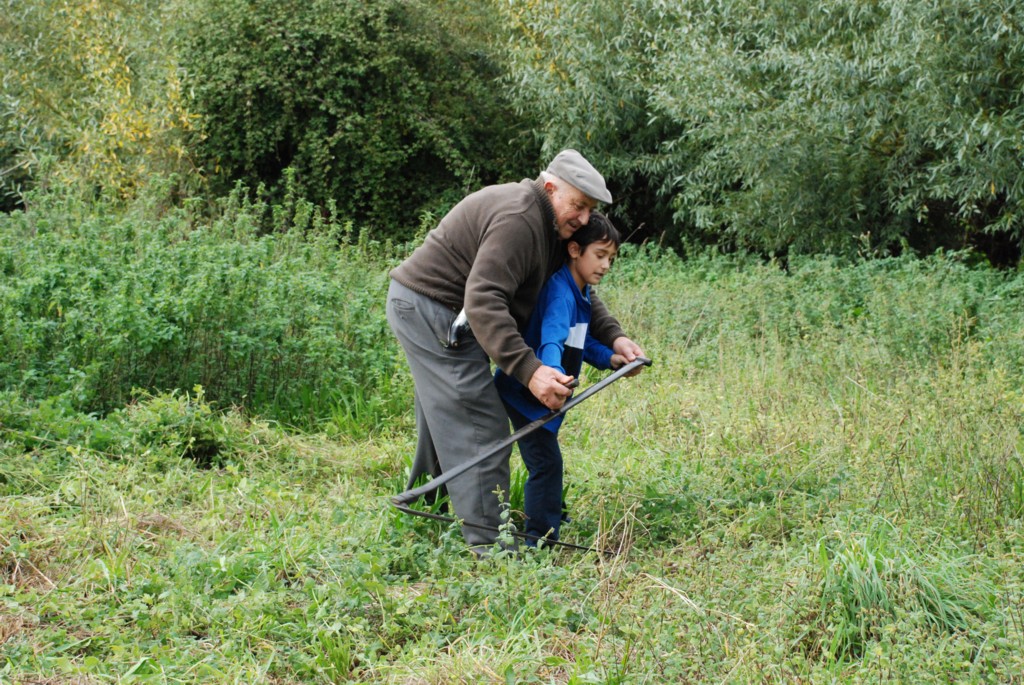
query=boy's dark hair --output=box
[567,212,622,255]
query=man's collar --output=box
[531,177,555,233]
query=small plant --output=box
[314,629,354,683]
[110,386,226,469]
[814,521,993,660]
[493,486,519,556]
[4,211,1024,683]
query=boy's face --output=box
[569,239,618,287]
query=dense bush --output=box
[0,185,406,429]
[5,173,1023,427]
[494,0,679,243]
[6,0,1021,259]
[607,242,1024,375]
[177,0,537,238]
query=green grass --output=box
[3,204,1024,682]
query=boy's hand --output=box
[529,365,574,410]
[612,336,646,377]
[610,353,628,369]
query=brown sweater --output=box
[390,178,625,386]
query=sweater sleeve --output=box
[463,214,544,386]
[583,334,614,370]
[589,290,626,347]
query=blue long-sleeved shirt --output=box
[494,264,614,433]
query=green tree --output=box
[0,0,198,206]
[498,0,1024,261]
[494,0,677,243]
[178,0,537,238]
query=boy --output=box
[494,213,626,546]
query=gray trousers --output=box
[386,279,512,549]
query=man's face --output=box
[548,181,598,240]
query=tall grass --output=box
[2,199,1024,682]
[596,243,1024,541]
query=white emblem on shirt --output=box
[565,322,587,349]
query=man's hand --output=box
[528,365,575,411]
[612,336,646,377]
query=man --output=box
[387,149,644,553]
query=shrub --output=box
[0,185,406,428]
[815,521,994,660]
[177,0,537,239]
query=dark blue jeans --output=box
[504,402,566,545]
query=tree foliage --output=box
[177,0,537,237]
[494,0,677,243]
[498,0,1024,260]
[0,0,198,207]
[4,0,1022,258]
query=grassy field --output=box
[2,204,1024,682]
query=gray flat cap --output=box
[545,149,612,203]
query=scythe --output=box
[390,356,653,554]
